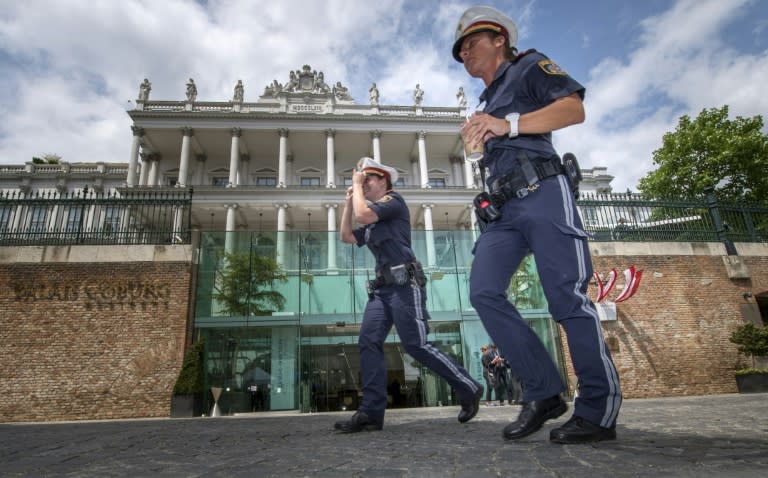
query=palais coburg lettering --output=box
[12,279,172,310]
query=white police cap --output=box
[452,5,518,63]
[356,157,398,185]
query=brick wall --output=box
[0,246,191,422]
[1,242,766,422]
[558,244,768,399]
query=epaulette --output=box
[513,48,538,63]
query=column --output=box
[224,203,238,255]
[127,126,144,187]
[325,129,336,187]
[139,153,150,185]
[410,157,419,188]
[417,131,429,188]
[239,154,250,186]
[275,203,288,265]
[371,130,382,162]
[147,154,160,186]
[464,152,475,189]
[228,127,241,187]
[172,206,185,243]
[277,128,289,187]
[325,203,338,271]
[178,127,193,187]
[422,204,436,268]
[450,155,463,187]
[195,154,207,185]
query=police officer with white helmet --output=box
[455,5,622,444]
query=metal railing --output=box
[578,190,768,243]
[1,187,766,246]
[0,188,192,246]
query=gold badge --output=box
[538,59,567,75]
[377,195,393,203]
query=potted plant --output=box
[170,338,206,417]
[729,323,768,393]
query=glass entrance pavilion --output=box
[193,230,568,415]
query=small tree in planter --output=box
[729,323,768,393]
[170,338,205,417]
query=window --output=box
[29,207,48,234]
[0,206,11,232]
[582,206,598,225]
[256,177,277,186]
[65,207,84,234]
[104,206,121,237]
[166,176,178,187]
[212,177,229,187]
[428,178,446,188]
[300,177,321,187]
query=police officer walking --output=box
[334,157,483,433]
[454,6,622,443]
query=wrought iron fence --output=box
[578,191,768,243]
[0,188,192,246]
[1,187,766,246]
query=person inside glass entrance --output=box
[454,6,622,443]
[335,157,484,433]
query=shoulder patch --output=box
[376,195,393,203]
[538,59,567,75]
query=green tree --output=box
[32,154,62,164]
[638,106,768,202]
[730,323,768,370]
[173,338,205,395]
[212,251,287,316]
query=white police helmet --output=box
[356,157,398,185]
[452,5,518,63]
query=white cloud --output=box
[0,0,765,197]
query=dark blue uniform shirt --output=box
[351,191,415,275]
[480,50,585,187]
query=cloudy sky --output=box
[0,0,766,191]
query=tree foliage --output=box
[212,251,287,316]
[730,323,768,369]
[637,106,768,202]
[173,338,205,395]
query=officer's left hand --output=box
[462,112,510,143]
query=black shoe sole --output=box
[337,424,382,433]
[550,428,616,444]
[458,387,484,424]
[503,401,568,440]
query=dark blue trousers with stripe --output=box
[469,175,622,429]
[358,282,480,425]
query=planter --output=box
[170,394,204,417]
[735,373,768,393]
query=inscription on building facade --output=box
[12,280,172,310]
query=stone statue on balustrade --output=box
[264,80,283,97]
[413,84,424,106]
[333,81,352,101]
[233,80,244,102]
[456,86,467,107]
[186,78,197,102]
[286,71,300,92]
[138,78,151,101]
[369,83,379,106]
[313,71,330,93]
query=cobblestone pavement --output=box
[1,393,767,477]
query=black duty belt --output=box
[489,155,564,205]
[369,261,427,289]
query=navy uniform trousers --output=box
[358,280,479,425]
[469,174,622,429]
